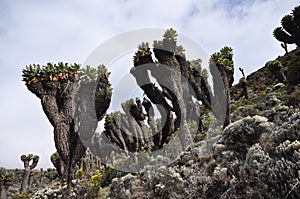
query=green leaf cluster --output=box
[175,45,186,57]
[133,42,152,65]
[22,63,110,84]
[266,60,283,71]
[189,58,202,70]
[210,46,234,68]
[0,167,14,182]
[163,28,178,42]
[105,111,121,123]
[22,62,80,83]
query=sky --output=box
[0,0,299,169]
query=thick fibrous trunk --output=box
[26,73,112,187]
[20,166,30,193]
[28,173,34,191]
[210,63,231,128]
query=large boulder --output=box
[219,115,272,152]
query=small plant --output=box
[0,167,14,198]
[251,103,258,109]
[15,191,31,199]
[283,89,300,107]
[20,154,39,194]
[44,168,57,182]
[286,56,300,87]
[89,172,103,190]
[234,98,249,111]
[257,110,265,116]
[76,168,83,179]
[215,129,223,136]
[266,60,287,83]
[162,28,178,53]
[175,45,186,57]
[50,152,64,179]
[194,142,201,148]
[133,42,152,66]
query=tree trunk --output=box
[26,70,112,188]
[20,167,30,193]
[210,63,231,128]
[28,173,34,191]
[1,182,8,199]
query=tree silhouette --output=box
[273,5,300,48]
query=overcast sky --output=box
[0,0,298,169]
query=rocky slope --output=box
[106,48,300,199]
[106,49,300,199]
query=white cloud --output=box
[0,0,299,168]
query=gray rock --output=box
[219,115,272,151]
[272,83,285,90]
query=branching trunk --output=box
[102,46,209,154]
[20,155,39,194]
[101,37,232,156]
[25,67,112,188]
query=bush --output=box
[287,57,300,86]
[283,89,300,107]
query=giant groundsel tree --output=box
[99,29,233,163]
[22,63,112,187]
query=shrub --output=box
[287,56,300,86]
